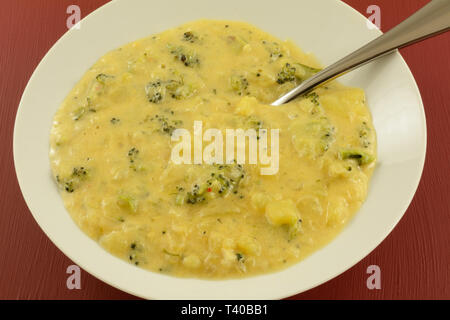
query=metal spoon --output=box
[271,0,450,106]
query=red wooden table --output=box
[0,0,448,300]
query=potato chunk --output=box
[265,199,299,227]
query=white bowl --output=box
[13,0,426,299]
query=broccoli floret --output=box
[305,117,335,153]
[72,167,88,177]
[72,74,113,121]
[127,147,144,171]
[292,116,335,158]
[359,122,372,148]
[340,149,375,165]
[246,117,263,130]
[73,73,113,121]
[85,73,113,104]
[212,163,245,195]
[305,91,320,106]
[230,75,249,96]
[161,118,183,135]
[185,183,208,204]
[148,115,183,135]
[182,31,198,43]
[64,181,75,193]
[322,128,335,152]
[145,78,196,104]
[127,147,147,171]
[262,40,283,61]
[276,63,321,84]
[128,147,139,163]
[276,63,297,84]
[175,163,245,205]
[310,117,335,153]
[168,45,200,67]
[244,116,263,140]
[56,166,89,193]
[145,81,166,103]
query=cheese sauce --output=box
[50,20,376,278]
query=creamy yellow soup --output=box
[50,20,376,278]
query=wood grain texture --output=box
[0,0,448,300]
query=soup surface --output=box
[50,20,376,278]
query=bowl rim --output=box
[13,0,427,300]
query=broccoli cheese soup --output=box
[49,20,377,278]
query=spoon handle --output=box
[271,0,450,106]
